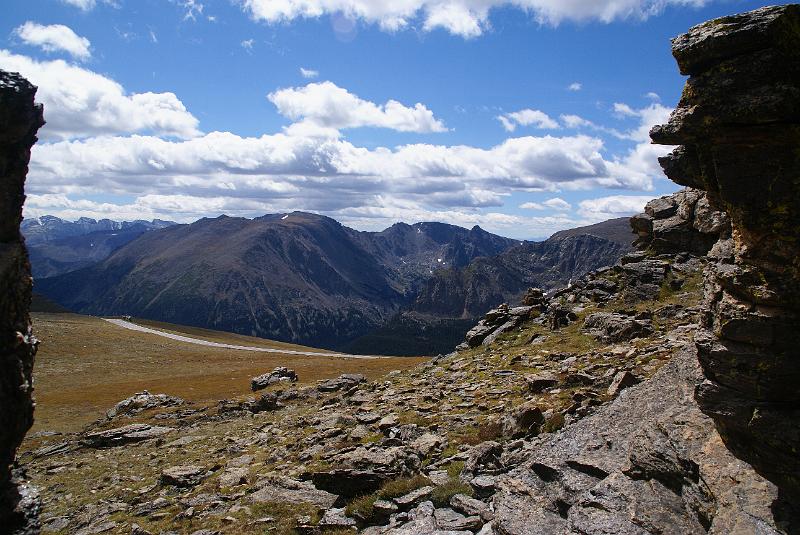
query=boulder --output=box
[160,465,207,488]
[525,373,559,393]
[249,477,338,509]
[582,312,653,342]
[501,402,544,439]
[317,374,366,392]
[251,367,297,391]
[106,391,184,419]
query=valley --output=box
[30,313,426,434]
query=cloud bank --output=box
[241,0,710,37]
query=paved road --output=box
[102,318,386,359]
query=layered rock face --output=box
[630,188,729,255]
[651,5,800,501]
[0,70,44,532]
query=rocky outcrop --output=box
[492,348,785,534]
[630,188,729,255]
[0,70,43,534]
[651,4,800,504]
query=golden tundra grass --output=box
[30,312,427,434]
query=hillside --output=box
[34,213,523,349]
[35,212,626,352]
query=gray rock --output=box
[317,373,366,392]
[106,391,184,419]
[394,486,434,509]
[250,477,338,509]
[251,367,297,391]
[218,467,248,488]
[433,507,483,531]
[501,402,543,439]
[607,370,640,397]
[83,424,174,448]
[492,349,786,534]
[450,494,492,521]
[583,312,653,342]
[525,373,559,393]
[319,507,357,529]
[160,465,207,488]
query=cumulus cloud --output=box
[543,197,571,211]
[0,50,201,140]
[241,0,711,37]
[268,81,448,133]
[24,127,664,237]
[497,109,559,132]
[300,67,319,78]
[568,82,582,91]
[578,195,654,221]
[520,201,545,210]
[14,22,91,61]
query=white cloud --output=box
[241,0,711,38]
[497,109,559,132]
[613,102,638,117]
[60,0,96,10]
[268,81,448,133]
[543,197,571,211]
[520,201,545,210]
[241,38,255,50]
[177,0,205,21]
[578,195,655,221]
[0,50,201,140]
[568,82,582,91]
[60,0,118,11]
[23,127,664,238]
[14,22,91,61]
[300,67,319,79]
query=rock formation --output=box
[650,4,800,503]
[0,70,44,533]
[630,188,729,255]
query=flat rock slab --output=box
[249,477,338,509]
[83,424,174,448]
[160,465,207,487]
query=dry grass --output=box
[30,313,427,434]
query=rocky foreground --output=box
[23,218,713,534]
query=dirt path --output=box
[102,318,386,359]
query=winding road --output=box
[102,318,387,359]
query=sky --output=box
[1,0,782,239]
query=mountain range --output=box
[34,212,632,353]
[22,216,176,278]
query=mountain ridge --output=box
[35,213,630,352]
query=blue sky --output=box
[1,0,780,239]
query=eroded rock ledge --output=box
[650,4,800,502]
[0,70,44,533]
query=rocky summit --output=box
[2,5,800,535]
